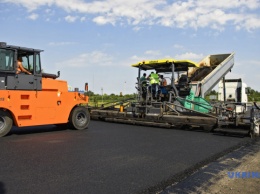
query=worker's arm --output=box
[18,62,32,75]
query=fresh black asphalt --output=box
[0,121,250,194]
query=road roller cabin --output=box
[0,42,90,137]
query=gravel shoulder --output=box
[162,139,260,194]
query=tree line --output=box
[205,87,260,102]
[86,86,260,104]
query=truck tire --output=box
[69,106,90,130]
[0,110,13,137]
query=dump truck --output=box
[91,53,260,137]
[0,42,90,137]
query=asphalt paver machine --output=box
[91,53,260,137]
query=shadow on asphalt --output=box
[171,126,247,138]
[0,182,6,194]
[9,125,67,136]
[212,132,246,138]
[100,119,249,139]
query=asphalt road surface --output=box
[0,121,250,194]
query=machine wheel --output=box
[69,106,90,130]
[0,110,13,137]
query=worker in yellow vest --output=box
[149,72,159,100]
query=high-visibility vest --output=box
[150,73,159,84]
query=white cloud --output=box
[196,0,260,10]
[64,15,78,23]
[60,51,114,67]
[3,0,260,30]
[45,9,52,14]
[93,16,115,25]
[174,52,204,62]
[243,16,260,30]
[48,42,76,46]
[27,13,38,20]
[129,51,198,66]
[250,60,260,66]
[132,26,142,31]
[173,44,184,49]
[129,55,145,65]
[145,50,161,56]
[80,16,86,22]
[130,50,165,64]
[130,50,205,64]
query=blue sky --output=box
[1,0,260,95]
